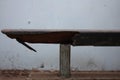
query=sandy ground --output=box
[0,70,120,80]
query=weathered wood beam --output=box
[72,33,120,46]
[2,29,120,46]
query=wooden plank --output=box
[72,33,120,46]
[60,44,71,78]
[1,29,77,44]
[1,29,120,46]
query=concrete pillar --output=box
[60,44,71,78]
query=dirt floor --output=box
[0,70,120,80]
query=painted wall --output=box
[0,0,120,70]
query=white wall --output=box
[0,0,120,70]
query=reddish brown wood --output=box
[1,29,120,46]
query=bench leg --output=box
[60,44,71,78]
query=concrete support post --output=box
[60,44,71,78]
